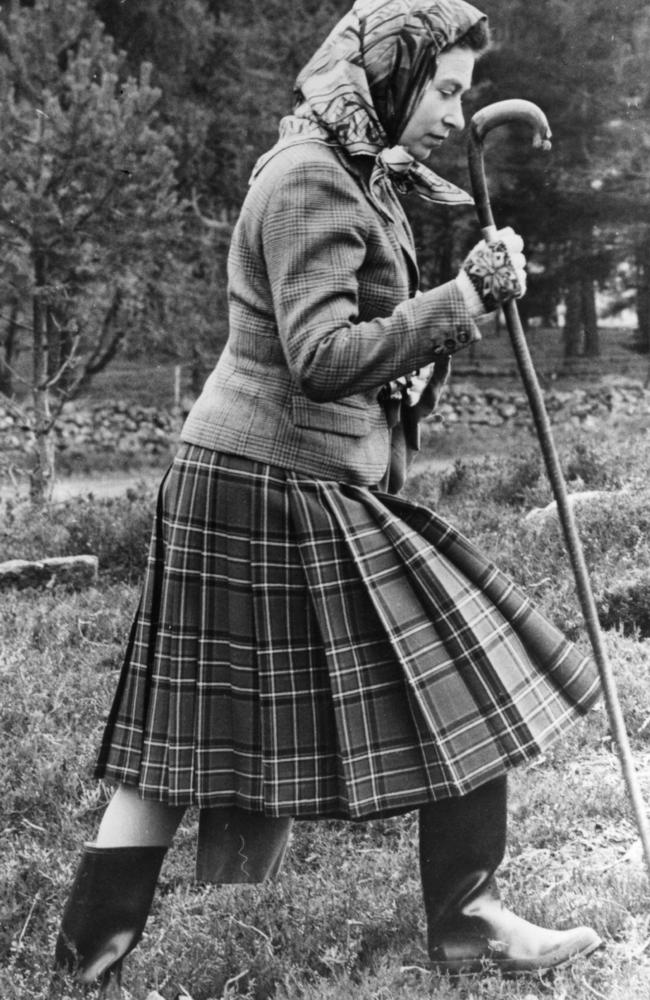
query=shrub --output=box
[560,436,626,491]
[486,450,546,508]
[599,570,650,638]
[0,483,156,583]
[416,450,549,510]
[438,458,477,498]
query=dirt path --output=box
[1,469,164,503]
[53,471,164,501]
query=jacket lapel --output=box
[336,150,420,294]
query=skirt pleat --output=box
[95,445,600,819]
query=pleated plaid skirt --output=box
[95,444,600,820]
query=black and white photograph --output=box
[1,2,650,998]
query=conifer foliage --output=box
[0,0,182,500]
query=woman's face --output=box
[398,45,476,161]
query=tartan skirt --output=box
[95,444,600,820]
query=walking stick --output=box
[468,99,650,880]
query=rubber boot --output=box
[435,877,602,973]
[54,844,167,987]
[419,778,602,974]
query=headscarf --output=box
[275,0,487,206]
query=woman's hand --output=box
[455,227,527,316]
[406,355,451,420]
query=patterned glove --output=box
[456,227,527,316]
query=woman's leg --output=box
[95,783,186,847]
[55,784,185,986]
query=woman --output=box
[54,0,602,988]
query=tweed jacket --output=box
[181,138,480,487]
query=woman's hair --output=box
[452,18,491,54]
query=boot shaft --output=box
[419,777,507,942]
[55,844,167,984]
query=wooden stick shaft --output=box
[467,106,650,878]
[503,298,650,877]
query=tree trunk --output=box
[30,256,55,505]
[190,344,205,396]
[564,224,602,361]
[582,279,600,357]
[0,302,18,396]
[563,280,583,358]
[639,284,650,353]
[637,233,650,354]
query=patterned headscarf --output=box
[274,0,487,205]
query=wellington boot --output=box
[419,780,602,976]
[430,880,603,975]
[54,844,167,986]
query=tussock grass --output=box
[3,429,650,998]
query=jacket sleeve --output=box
[261,157,479,403]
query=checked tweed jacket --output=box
[182,138,480,486]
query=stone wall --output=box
[435,376,650,430]
[0,401,179,469]
[1,377,648,470]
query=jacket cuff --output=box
[455,269,488,318]
[412,279,482,357]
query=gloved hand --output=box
[455,227,527,317]
[378,356,452,494]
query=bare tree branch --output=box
[45,333,81,391]
[0,390,29,423]
[191,188,232,232]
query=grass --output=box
[3,419,650,998]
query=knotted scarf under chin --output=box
[268,114,474,210]
[371,145,474,206]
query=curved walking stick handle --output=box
[471,98,552,145]
[468,99,552,240]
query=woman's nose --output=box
[444,100,465,132]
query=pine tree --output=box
[0,0,183,501]
[476,0,650,357]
